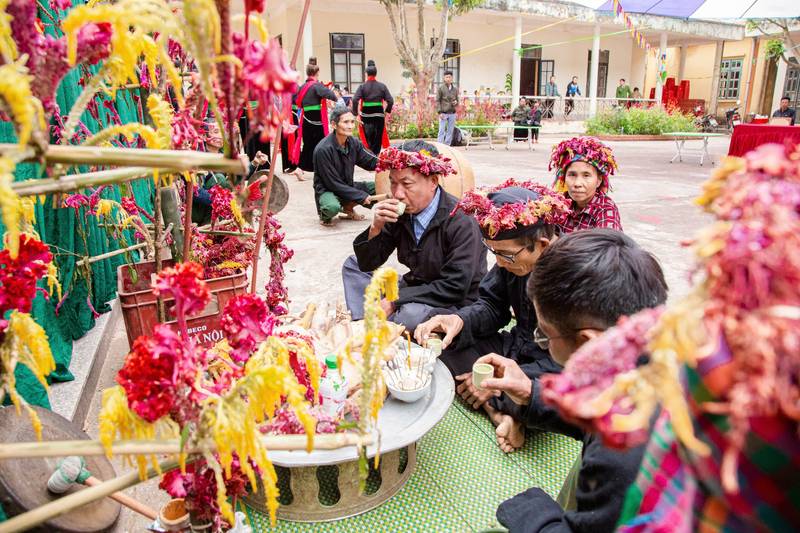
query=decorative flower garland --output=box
[548,137,618,193]
[451,178,571,239]
[376,146,455,176]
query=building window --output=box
[718,57,743,100]
[330,33,364,92]
[434,39,461,87]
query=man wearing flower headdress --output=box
[414,180,570,450]
[549,137,622,233]
[342,140,486,332]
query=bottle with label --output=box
[319,354,348,419]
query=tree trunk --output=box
[412,70,432,135]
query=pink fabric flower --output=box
[209,185,234,222]
[376,146,455,177]
[220,294,276,363]
[234,33,298,142]
[540,308,664,450]
[153,262,211,318]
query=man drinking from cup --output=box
[341,141,486,331]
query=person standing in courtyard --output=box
[529,100,542,143]
[544,75,559,119]
[342,141,486,332]
[437,71,459,145]
[549,137,622,232]
[290,57,339,178]
[352,60,394,156]
[616,78,632,108]
[312,107,378,226]
[565,76,581,116]
[512,97,531,141]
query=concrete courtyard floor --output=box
[86,133,729,531]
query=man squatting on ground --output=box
[415,180,571,451]
[479,229,668,532]
[342,141,487,332]
[312,106,378,226]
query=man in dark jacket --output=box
[476,230,668,532]
[342,140,486,331]
[313,106,378,226]
[352,59,394,155]
[436,71,459,145]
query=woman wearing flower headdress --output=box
[415,180,571,451]
[342,140,486,332]
[549,137,622,233]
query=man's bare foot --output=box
[340,211,365,221]
[319,219,335,227]
[495,415,525,453]
[288,168,306,181]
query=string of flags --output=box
[611,0,658,57]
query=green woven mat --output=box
[242,399,580,532]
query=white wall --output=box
[266,3,641,98]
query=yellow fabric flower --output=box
[0,312,56,440]
[0,62,45,147]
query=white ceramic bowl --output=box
[385,372,432,403]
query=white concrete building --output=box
[263,0,743,118]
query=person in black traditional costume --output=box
[289,57,338,178]
[352,60,394,156]
[414,180,570,450]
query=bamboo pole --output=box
[0,144,249,175]
[0,433,373,460]
[154,179,166,322]
[0,458,179,533]
[248,0,312,293]
[181,178,195,263]
[11,167,159,196]
[75,242,148,267]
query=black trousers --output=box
[299,110,325,172]
[361,115,385,155]
[281,110,299,173]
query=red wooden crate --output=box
[117,259,248,348]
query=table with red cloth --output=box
[728,124,800,156]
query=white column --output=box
[512,15,522,103]
[655,32,667,104]
[771,58,788,113]
[678,45,686,81]
[302,8,313,69]
[709,41,724,116]
[589,22,600,116]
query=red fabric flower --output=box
[153,262,210,318]
[209,185,234,222]
[220,294,276,363]
[117,324,199,422]
[376,146,455,176]
[452,179,571,238]
[262,214,293,314]
[0,234,52,317]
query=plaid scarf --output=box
[617,367,800,532]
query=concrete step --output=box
[49,299,122,426]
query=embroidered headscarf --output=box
[549,137,618,194]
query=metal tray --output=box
[271,360,455,467]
